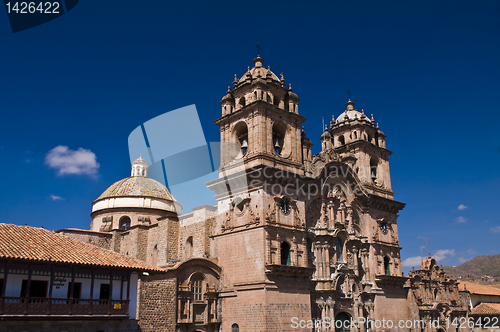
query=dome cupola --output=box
[90,157,180,232]
[131,155,149,177]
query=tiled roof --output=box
[0,223,162,272]
[471,302,500,315]
[96,176,174,201]
[459,281,500,296]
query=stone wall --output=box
[221,286,311,332]
[138,274,177,332]
[179,205,217,260]
[56,229,112,250]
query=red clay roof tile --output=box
[0,223,162,272]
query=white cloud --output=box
[402,249,455,268]
[456,216,467,223]
[458,204,468,210]
[50,194,64,201]
[458,257,468,264]
[490,226,500,234]
[434,249,455,261]
[45,145,99,176]
[467,249,476,255]
[401,256,423,268]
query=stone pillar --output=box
[276,234,281,265]
[358,304,365,332]
[328,201,335,228]
[318,246,324,278]
[361,249,369,281]
[324,245,331,278]
[353,249,359,277]
[346,206,353,232]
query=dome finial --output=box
[345,99,355,111]
[253,54,264,68]
[131,156,149,177]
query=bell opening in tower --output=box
[234,121,248,157]
[272,121,286,156]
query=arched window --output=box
[384,256,390,276]
[281,242,291,266]
[186,237,193,259]
[338,135,345,146]
[120,216,131,231]
[232,324,239,332]
[336,238,344,262]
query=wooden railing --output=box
[0,297,129,317]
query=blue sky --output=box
[0,0,499,273]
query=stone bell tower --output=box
[217,55,309,176]
[329,100,393,199]
[209,56,313,332]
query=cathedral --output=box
[55,56,469,332]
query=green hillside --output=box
[443,254,500,282]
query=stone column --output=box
[328,201,335,228]
[353,248,359,277]
[276,234,281,265]
[358,304,365,332]
[324,244,331,278]
[346,206,353,232]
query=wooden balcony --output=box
[0,297,129,319]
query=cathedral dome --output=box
[237,56,280,84]
[335,100,368,124]
[336,110,365,123]
[92,157,179,215]
[96,176,174,201]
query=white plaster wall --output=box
[5,274,50,297]
[92,196,176,213]
[471,294,500,307]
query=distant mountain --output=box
[442,254,500,283]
